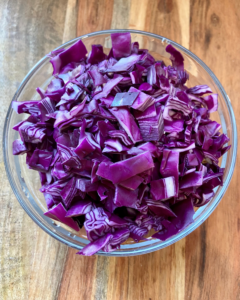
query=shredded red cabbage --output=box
[12,33,230,256]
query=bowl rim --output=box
[3,29,238,256]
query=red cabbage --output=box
[45,78,65,100]
[74,136,96,158]
[108,130,132,146]
[87,44,107,65]
[119,175,143,190]
[153,199,194,241]
[50,40,87,74]
[146,200,177,217]
[130,64,145,84]
[138,106,164,141]
[12,100,40,115]
[129,87,155,111]
[88,66,107,86]
[106,54,141,72]
[129,224,148,242]
[103,138,129,153]
[150,176,177,201]
[134,104,157,120]
[76,178,99,192]
[109,107,142,143]
[97,185,108,201]
[179,172,203,189]
[12,139,29,155]
[65,198,93,217]
[102,228,130,252]
[97,151,154,184]
[166,44,184,71]
[84,207,111,241]
[38,97,56,122]
[202,94,218,113]
[18,121,46,143]
[93,77,123,100]
[12,33,230,256]
[164,119,184,133]
[114,185,139,208]
[28,149,53,172]
[77,233,113,256]
[187,85,212,96]
[44,203,79,231]
[60,177,77,208]
[111,32,131,59]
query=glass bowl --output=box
[3,29,237,256]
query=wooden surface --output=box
[0,0,239,299]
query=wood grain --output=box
[186,1,240,299]
[0,1,69,299]
[111,0,131,30]
[58,248,97,300]
[0,0,239,299]
[77,0,114,36]
[62,0,78,43]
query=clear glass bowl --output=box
[3,29,237,256]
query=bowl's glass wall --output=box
[3,30,237,256]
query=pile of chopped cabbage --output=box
[12,32,230,256]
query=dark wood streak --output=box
[157,0,174,14]
[190,0,212,52]
[204,28,212,51]
[198,223,207,289]
[186,257,196,300]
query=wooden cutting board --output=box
[0,0,240,299]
